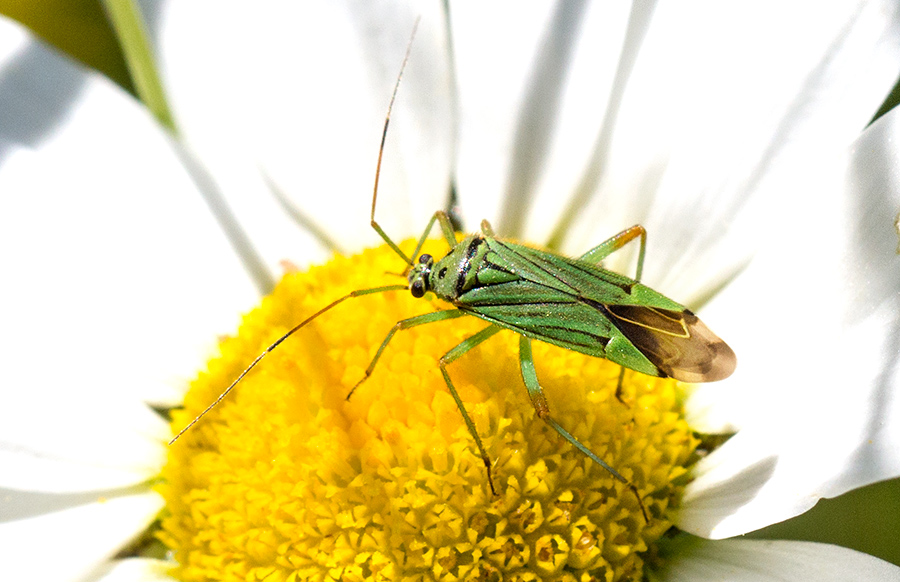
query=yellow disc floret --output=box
[159,239,699,582]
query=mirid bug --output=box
[171,24,736,521]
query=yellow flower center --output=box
[159,239,699,582]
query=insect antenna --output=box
[169,284,407,445]
[368,17,421,267]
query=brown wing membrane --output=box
[604,305,736,382]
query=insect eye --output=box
[410,279,426,298]
[418,254,432,264]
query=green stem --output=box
[101,0,177,133]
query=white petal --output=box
[0,14,258,413]
[451,0,569,232]
[564,0,900,300]
[150,0,455,265]
[0,393,167,492]
[678,106,900,537]
[451,1,635,239]
[0,490,163,582]
[658,539,900,582]
[89,558,174,582]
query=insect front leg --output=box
[579,225,647,400]
[518,336,648,522]
[346,309,468,399]
[437,324,504,495]
[371,209,455,268]
[407,210,458,267]
[170,283,409,444]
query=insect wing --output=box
[480,239,686,310]
[455,238,735,382]
[603,305,736,382]
[478,239,634,303]
[451,241,660,377]
[456,278,612,352]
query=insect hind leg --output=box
[579,225,647,401]
[518,336,648,522]
[579,224,647,281]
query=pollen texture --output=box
[159,240,699,582]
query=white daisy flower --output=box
[1,1,899,581]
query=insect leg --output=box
[169,283,409,445]
[346,308,468,399]
[480,219,495,236]
[407,211,458,268]
[518,335,623,479]
[518,335,648,522]
[614,367,628,403]
[579,225,647,400]
[438,324,504,494]
[578,224,647,281]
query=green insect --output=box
[171,30,736,521]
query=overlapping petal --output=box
[0,489,163,581]
[147,0,455,267]
[679,107,900,538]
[659,539,900,581]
